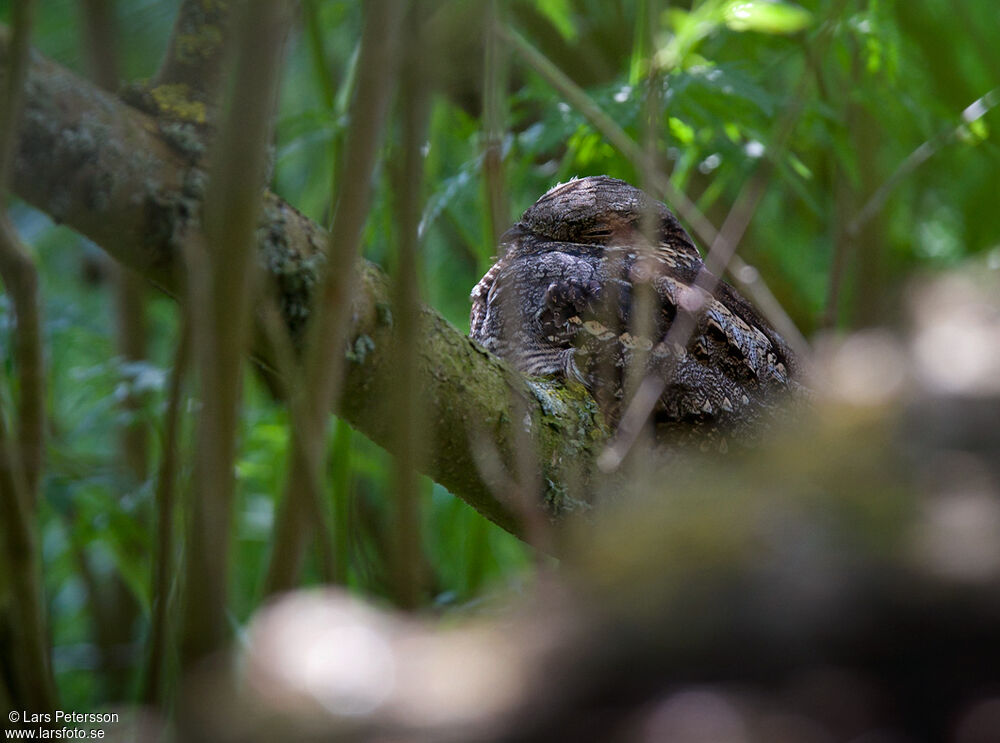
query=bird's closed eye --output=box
[580,225,613,242]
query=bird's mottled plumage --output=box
[470,176,798,446]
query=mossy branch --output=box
[0,26,610,539]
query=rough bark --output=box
[1,27,609,538]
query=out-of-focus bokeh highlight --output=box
[1,0,999,740]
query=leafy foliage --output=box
[1,0,997,710]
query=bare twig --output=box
[848,86,1000,240]
[605,5,857,469]
[0,222,43,497]
[602,69,814,469]
[329,418,353,585]
[145,319,190,706]
[501,24,808,361]
[80,0,119,89]
[482,0,510,246]
[489,9,554,555]
[0,0,55,708]
[112,269,150,481]
[601,164,785,471]
[387,3,432,611]
[180,0,293,666]
[0,401,55,709]
[303,0,359,228]
[470,0,529,567]
[79,0,148,699]
[0,2,44,498]
[500,25,719,244]
[265,0,407,594]
[258,292,338,586]
[3,31,606,542]
[626,0,664,472]
[805,4,852,329]
[503,20,814,472]
[302,0,336,111]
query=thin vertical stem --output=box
[501,24,809,360]
[0,0,56,710]
[180,0,292,667]
[388,3,431,611]
[624,0,663,466]
[145,320,190,705]
[482,0,510,246]
[302,0,336,110]
[329,418,353,585]
[80,0,148,700]
[257,293,338,585]
[466,0,512,581]
[0,400,55,709]
[490,11,552,556]
[0,0,44,499]
[264,0,406,595]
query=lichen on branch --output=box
[0,25,610,538]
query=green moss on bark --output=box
[5,26,613,540]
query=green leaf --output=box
[961,119,989,144]
[536,0,577,41]
[723,1,812,34]
[789,153,813,180]
[669,116,696,144]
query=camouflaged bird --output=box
[470,176,799,447]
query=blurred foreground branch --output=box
[182,266,1000,742]
[0,1,57,711]
[179,0,293,668]
[0,26,608,539]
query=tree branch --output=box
[1,26,609,539]
[148,0,235,123]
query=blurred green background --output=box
[1,0,998,708]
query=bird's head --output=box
[499,176,700,261]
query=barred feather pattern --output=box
[470,176,799,447]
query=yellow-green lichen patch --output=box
[175,24,224,65]
[522,376,610,516]
[150,84,207,124]
[200,0,230,14]
[526,378,572,420]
